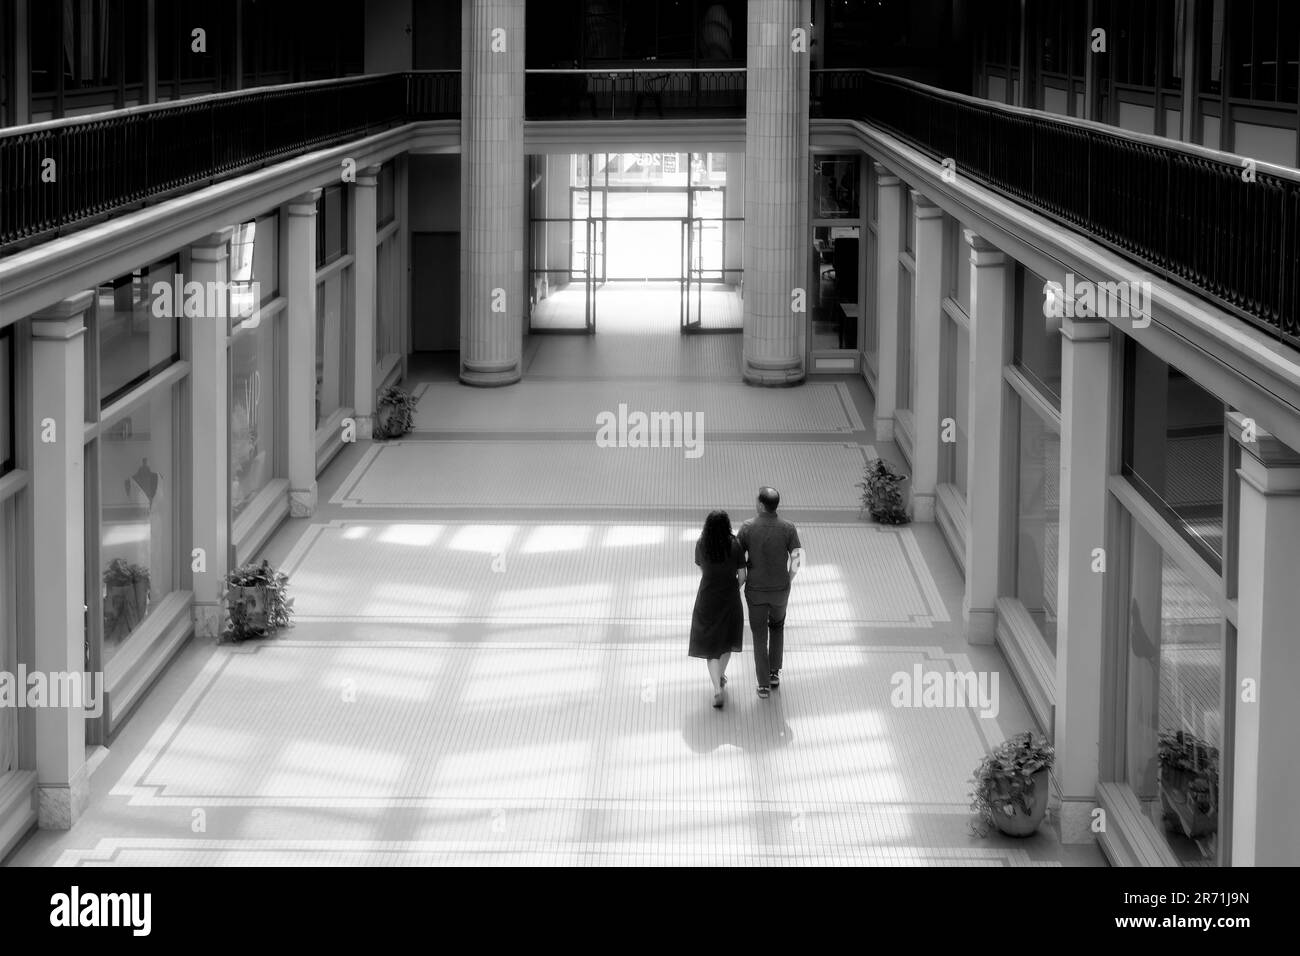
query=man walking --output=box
[738,487,803,699]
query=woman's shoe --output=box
[712,689,725,708]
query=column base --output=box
[910,492,936,522]
[742,357,804,386]
[874,416,895,442]
[194,602,223,640]
[353,414,373,441]
[38,765,90,830]
[460,360,521,387]
[964,605,998,645]
[289,483,318,518]
[1058,796,1101,845]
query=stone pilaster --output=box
[963,229,1009,644]
[909,191,944,520]
[460,0,525,386]
[741,0,810,385]
[352,166,380,438]
[188,230,233,637]
[286,190,320,516]
[1054,314,1111,843]
[30,292,91,828]
[872,164,903,439]
[1229,415,1300,866]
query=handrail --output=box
[813,68,1300,350]
[0,71,460,254]
[812,67,1300,185]
[527,67,746,74]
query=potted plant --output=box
[103,558,150,642]
[1157,730,1219,839]
[222,559,294,643]
[373,385,418,440]
[857,457,910,524]
[969,731,1055,837]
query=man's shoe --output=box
[756,686,770,699]
[770,670,780,689]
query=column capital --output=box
[1229,410,1300,474]
[1061,314,1111,342]
[32,290,94,338]
[191,227,235,262]
[873,162,901,186]
[354,165,382,188]
[288,189,322,216]
[964,229,1005,266]
[910,190,943,218]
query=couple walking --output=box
[688,486,803,708]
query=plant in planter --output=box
[373,385,418,440]
[103,558,151,643]
[1157,729,1219,839]
[222,559,294,643]
[856,457,910,524]
[969,731,1056,837]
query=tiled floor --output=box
[7,327,1107,867]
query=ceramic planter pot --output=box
[235,585,269,630]
[133,578,150,617]
[1159,771,1218,838]
[991,769,1050,837]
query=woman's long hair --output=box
[700,510,733,564]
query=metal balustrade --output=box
[0,71,460,254]
[525,68,745,121]
[6,63,1298,353]
[813,68,1300,350]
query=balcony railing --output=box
[814,69,1300,351]
[525,68,745,121]
[0,71,460,255]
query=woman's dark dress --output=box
[688,536,745,660]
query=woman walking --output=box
[688,510,746,708]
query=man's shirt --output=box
[738,511,802,592]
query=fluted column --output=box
[742,0,810,386]
[460,0,525,386]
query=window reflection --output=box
[1125,524,1224,865]
[1123,340,1225,569]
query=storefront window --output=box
[316,185,348,268]
[1123,340,1226,570]
[814,156,859,219]
[98,386,177,661]
[377,237,400,363]
[0,327,13,475]
[230,215,279,327]
[812,225,860,350]
[316,271,345,428]
[898,266,914,411]
[1014,393,1060,653]
[941,318,970,495]
[0,497,16,774]
[96,260,180,406]
[1015,266,1062,405]
[1124,523,1224,866]
[378,164,396,227]
[230,320,277,518]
